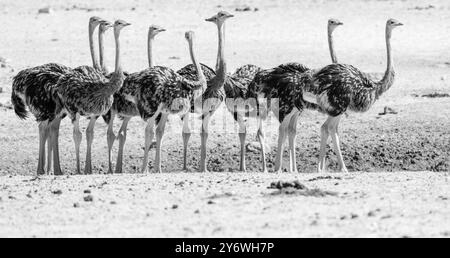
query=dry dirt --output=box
[0,0,449,237]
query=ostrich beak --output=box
[205,17,215,22]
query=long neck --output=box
[215,22,227,84]
[328,26,338,63]
[99,28,108,73]
[215,23,225,70]
[148,32,154,68]
[188,39,207,91]
[375,26,395,98]
[114,29,123,74]
[89,24,100,70]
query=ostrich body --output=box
[136,31,207,173]
[247,19,343,173]
[11,16,105,175]
[105,25,166,174]
[57,20,130,174]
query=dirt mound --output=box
[269,180,338,197]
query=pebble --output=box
[38,7,52,14]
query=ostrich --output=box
[57,20,131,175]
[11,64,72,176]
[174,11,234,172]
[105,25,166,174]
[273,19,402,173]
[311,19,403,173]
[137,31,207,173]
[247,18,343,173]
[10,16,105,176]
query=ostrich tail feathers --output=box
[102,109,112,124]
[11,90,28,120]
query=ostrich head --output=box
[149,25,166,38]
[205,11,234,25]
[387,18,403,29]
[99,20,113,33]
[328,18,343,32]
[89,16,105,27]
[114,20,131,32]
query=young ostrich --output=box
[105,25,166,174]
[274,19,402,173]
[175,11,234,172]
[311,19,403,173]
[137,31,207,173]
[247,18,343,173]
[11,16,105,176]
[57,20,131,175]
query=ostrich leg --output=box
[256,118,268,173]
[46,125,52,174]
[200,115,211,173]
[237,114,247,172]
[182,113,191,172]
[37,122,48,175]
[287,113,300,173]
[274,110,296,173]
[50,117,63,175]
[154,114,168,173]
[72,114,83,175]
[115,117,131,174]
[328,115,348,173]
[107,111,116,174]
[141,120,156,173]
[318,117,331,173]
[85,117,97,174]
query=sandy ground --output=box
[0,173,449,238]
[0,0,449,237]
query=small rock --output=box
[52,190,63,195]
[38,7,52,14]
[84,195,94,202]
[172,204,179,209]
[83,190,91,194]
[73,203,80,208]
[378,106,398,116]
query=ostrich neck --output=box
[148,33,155,68]
[215,22,227,85]
[216,23,225,71]
[89,24,100,70]
[188,39,207,93]
[114,29,123,74]
[99,29,108,73]
[375,26,395,98]
[328,27,338,64]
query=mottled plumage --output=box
[11,63,72,121]
[137,66,206,120]
[56,69,122,119]
[308,63,394,116]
